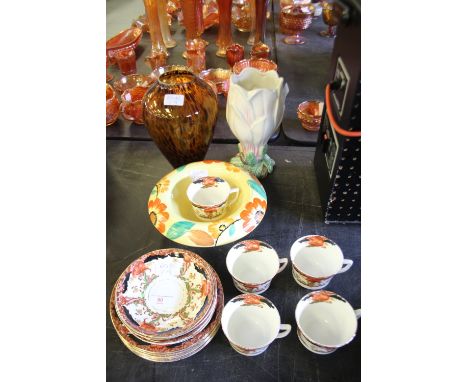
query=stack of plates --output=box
[110,248,224,362]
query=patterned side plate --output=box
[110,272,224,362]
[148,160,268,247]
[114,248,217,341]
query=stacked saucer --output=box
[110,248,224,362]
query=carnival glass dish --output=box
[232,58,277,74]
[199,68,230,95]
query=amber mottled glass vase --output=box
[142,66,218,167]
[216,0,233,57]
[250,0,270,58]
[144,0,168,69]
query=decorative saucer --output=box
[110,272,224,362]
[148,160,268,247]
[114,248,217,341]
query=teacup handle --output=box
[355,309,361,319]
[338,259,353,274]
[276,324,291,339]
[277,258,288,274]
[228,187,239,206]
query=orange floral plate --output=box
[148,160,268,247]
[110,272,224,362]
[114,248,217,342]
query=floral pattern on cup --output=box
[297,328,337,354]
[233,277,272,294]
[192,200,228,220]
[194,176,224,188]
[222,294,291,356]
[292,265,332,290]
[232,239,272,252]
[230,342,268,356]
[295,290,360,354]
[187,176,238,220]
[298,235,336,248]
[227,240,287,294]
[291,235,353,290]
[232,293,267,306]
[302,290,347,304]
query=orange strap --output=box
[325,83,361,138]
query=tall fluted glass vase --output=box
[216,0,233,57]
[250,0,270,58]
[181,0,204,58]
[143,0,168,69]
[158,0,177,48]
[247,0,256,45]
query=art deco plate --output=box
[110,272,224,362]
[114,248,217,341]
[148,160,268,247]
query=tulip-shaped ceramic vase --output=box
[226,68,289,178]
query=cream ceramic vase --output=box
[226,67,289,178]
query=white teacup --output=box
[221,294,291,356]
[295,290,361,354]
[186,175,239,220]
[290,235,353,289]
[226,240,288,294]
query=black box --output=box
[314,0,361,224]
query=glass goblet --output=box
[280,5,313,45]
[320,1,339,38]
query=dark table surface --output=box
[106,0,334,145]
[107,140,361,381]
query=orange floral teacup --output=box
[296,291,361,354]
[290,235,353,290]
[186,176,239,220]
[226,240,288,294]
[221,294,291,356]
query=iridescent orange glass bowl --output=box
[232,58,277,74]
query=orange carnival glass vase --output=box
[142,66,218,167]
[181,0,205,58]
[159,0,177,48]
[251,0,270,58]
[216,0,234,57]
[144,0,168,70]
